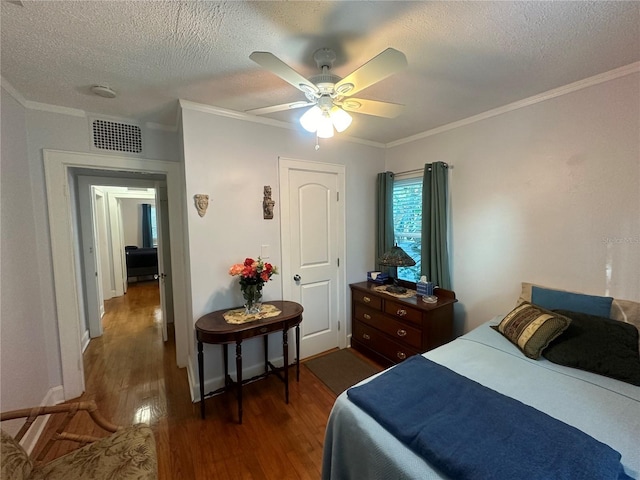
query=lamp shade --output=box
[316,112,334,138]
[377,244,416,267]
[300,105,322,133]
[330,106,352,132]
[300,103,352,137]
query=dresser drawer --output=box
[352,289,382,310]
[354,303,422,349]
[384,299,422,325]
[354,303,383,324]
[353,321,418,363]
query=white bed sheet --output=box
[322,318,640,480]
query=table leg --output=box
[198,341,205,419]
[283,327,289,404]
[236,341,243,424]
[264,335,268,374]
[223,344,229,386]
[295,323,300,382]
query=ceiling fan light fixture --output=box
[249,47,407,143]
[316,114,334,138]
[300,105,322,132]
[330,106,352,133]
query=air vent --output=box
[92,119,142,154]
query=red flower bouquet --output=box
[229,257,278,313]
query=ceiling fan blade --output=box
[246,101,315,116]
[339,98,404,118]
[250,51,320,96]
[335,48,408,97]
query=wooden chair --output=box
[1,400,157,480]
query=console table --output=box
[195,301,303,423]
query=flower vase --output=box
[242,284,263,315]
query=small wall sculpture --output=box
[194,194,209,217]
[263,186,275,219]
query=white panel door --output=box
[281,160,345,359]
[78,177,103,338]
[155,184,170,342]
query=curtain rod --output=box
[393,163,451,176]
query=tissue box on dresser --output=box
[417,281,434,296]
[367,271,389,284]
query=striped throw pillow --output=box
[493,303,572,359]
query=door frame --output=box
[105,187,158,297]
[43,149,190,400]
[92,188,111,304]
[278,157,348,351]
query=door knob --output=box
[293,274,301,281]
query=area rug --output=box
[304,349,381,395]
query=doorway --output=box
[77,176,172,342]
[43,150,189,400]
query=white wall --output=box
[386,72,640,334]
[120,198,156,247]
[0,88,50,422]
[180,105,385,392]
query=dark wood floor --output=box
[34,282,382,479]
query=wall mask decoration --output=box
[194,194,209,217]
[263,186,275,220]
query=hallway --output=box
[82,281,185,428]
[36,282,336,479]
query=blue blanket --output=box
[347,355,632,480]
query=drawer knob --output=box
[362,333,371,340]
[363,296,371,303]
[259,327,268,334]
[397,352,407,360]
[363,313,372,320]
[396,329,407,337]
[396,309,407,317]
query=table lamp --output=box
[377,244,416,294]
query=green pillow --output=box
[492,302,572,359]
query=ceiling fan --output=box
[247,47,408,138]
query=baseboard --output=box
[187,355,285,403]
[81,329,90,353]
[20,386,64,454]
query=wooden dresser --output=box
[350,281,457,367]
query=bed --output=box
[322,284,640,480]
[125,246,158,280]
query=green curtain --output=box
[375,172,396,276]
[421,162,451,289]
[142,203,153,248]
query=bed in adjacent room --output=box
[322,284,640,480]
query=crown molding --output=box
[1,76,28,107]
[145,122,178,132]
[178,99,385,149]
[25,100,86,117]
[386,61,640,148]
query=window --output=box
[392,176,422,282]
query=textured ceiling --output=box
[2,1,639,144]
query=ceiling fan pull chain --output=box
[315,133,320,151]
